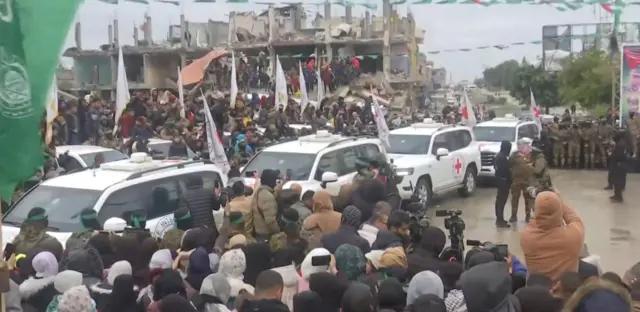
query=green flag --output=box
[0,0,82,199]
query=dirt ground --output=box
[427,169,640,275]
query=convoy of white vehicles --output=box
[3,114,544,247]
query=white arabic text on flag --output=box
[113,45,130,136]
[461,89,477,127]
[298,62,309,116]
[530,89,542,136]
[230,52,238,109]
[275,55,288,110]
[177,66,186,118]
[371,87,390,148]
[201,90,230,174]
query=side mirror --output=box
[436,148,449,160]
[320,171,338,188]
[103,217,127,233]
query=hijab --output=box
[406,271,444,305]
[335,244,366,281]
[186,247,213,291]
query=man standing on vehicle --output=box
[493,140,512,228]
[509,138,535,223]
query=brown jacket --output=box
[251,185,280,237]
[228,195,254,237]
[509,151,533,185]
[302,191,342,249]
[520,191,584,293]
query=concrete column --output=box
[293,3,303,31]
[133,26,139,46]
[75,22,82,49]
[382,0,391,79]
[228,11,236,45]
[110,54,117,90]
[268,5,277,78]
[345,5,352,24]
[364,10,370,38]
[180,14,187,48]
[324,1,332,64]
[108,24,114,46]
[113,19,119,47]
[143,15,152,44]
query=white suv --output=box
[3,154,228,247]
[240,130,387,195]
[473,115,540,178]
[387,119,481,204]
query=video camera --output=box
[435,210,465,263]
[404,201,430,245]
[466,240,509,261]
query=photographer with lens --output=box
[436,210,466,264]
[520,191,584,295]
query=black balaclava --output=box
[341,206,363,229]
[499,140,512,155]
[260,169,280,189]
[173,209,193,231]
[80,208,102,231]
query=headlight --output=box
[396,168,415,176]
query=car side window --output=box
[98,187,151,224]
[356,144,380,158]
[338,147,358,176]
[315,151,342,180]
[449,130,472,151]
[431,133,448,155]
[518,125,534,139]
[58,155,83,172]
[177,172,223,192]
[148,180,180,219]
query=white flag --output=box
[202,90,230,174]
[371,87,390,148]
[530,89,542,136]
[298,62,309,116]
[46,77,58,124]
[113,45,131,136]
[316,65,323,110]
[275,55,288,110]
[460,89,477,127]
[177,66,186,118]
[230,52,238,109]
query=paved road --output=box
[426,169,640,275]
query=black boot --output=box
[496,220,511,228]
[604,185,613,190]
[610,195,623,203]
[509,215,517,223]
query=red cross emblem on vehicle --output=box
[455,158,463,175]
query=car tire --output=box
[415,177,433,206]
[458,167,476,197]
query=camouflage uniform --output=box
[530,148,553,198]
[548,123,564,167]
[579,123,597,169]
[567,125,581,167]
[509,151,534,222]
[597,122,613,167]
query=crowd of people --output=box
[5,169,639,312]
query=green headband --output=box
[230,214,244,225]
[131,215,146,228]
[25,214,47,222]
[175,211,191,221]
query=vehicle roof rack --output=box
[125,159,213,181]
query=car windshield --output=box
[148,142,196,159]
[4,186,102,232]
[80,150,128,167]
[474,126,516,142]
[243,151,315,180]
[387,134,431,154]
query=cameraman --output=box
[371,210,412,250]
[494,140,512,228]
[520,191,584,294]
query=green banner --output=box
[0,0,82,198]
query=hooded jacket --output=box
[520,191,584,292]
[192,273,232,312]
[460,262,519,312]
[406,227,447,279]
[563,278,632,312]
[271,264,299,311]
[494,141,512,183]
[89,260,135,311]
[59,247,105,287]
[302,191,341,250]
[20,276,57,312]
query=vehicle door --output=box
[313,150,344,195]
[430,132,453,190]
[448,129,474,185]
[517,124,536,141]
[176,172,225,230]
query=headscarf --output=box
[378,278,406,312]
[107,261,132,285]
[380,247,407,269]
[364,250,384,271]
[58,286,96,312]
[293,291,323,312]
[149,249,173,269]
[54,270,83,293]
[241,243,272,286]
[309,272,348,312]
[407,294,447,312]
[219,249,247,280]
[194,273,232,312]
[32,251,58,278]
[153,269,186,301]
[229,234,248,247]
[104,275,137,312]
[186,247,212,290]
[335,244,366,281]
[341,282,375,312]
[87,234,116,268]
[301,248,331,280]
[407,271,444,305]
[312,191,334,212]
[340,206,362,228]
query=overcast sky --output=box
[64,0,639,82]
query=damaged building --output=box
[62,0,429,108]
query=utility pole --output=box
[324,1,332,65]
